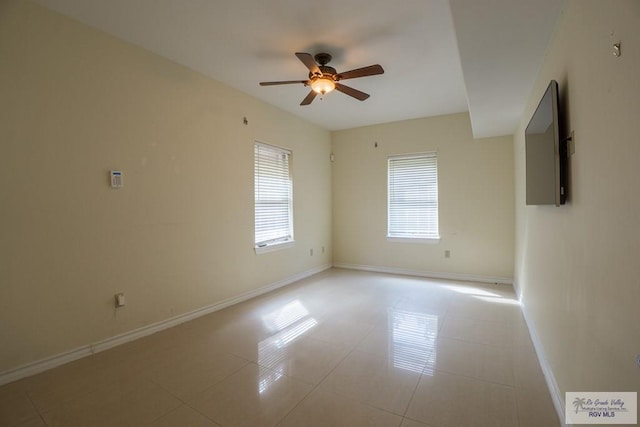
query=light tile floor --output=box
[0,269,560,426]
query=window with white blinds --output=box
[254,142,293,249]
[388,152,439,240]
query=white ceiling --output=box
[32,0,565,137]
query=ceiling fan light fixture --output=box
[310,77,335,95]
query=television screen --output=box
[525,80,565,206]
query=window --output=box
[254,142,294,252]
[387,152,439,241]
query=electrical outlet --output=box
[115,292,125,307]
[445,250,451,258]
[569,131,575,155]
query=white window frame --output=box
[254,141,294,254]
[387,152,440,243]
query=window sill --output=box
[387,236,441,244]
[254,240,295,254]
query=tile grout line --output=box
[24,390,50,427]
[430,365,517,390]
[271,328,362,425]
[142,355,251,426]
[398,294,451,425]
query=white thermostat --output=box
[110,170,123,188]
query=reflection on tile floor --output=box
[0,269,560,426]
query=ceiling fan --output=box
[259,52,384,106]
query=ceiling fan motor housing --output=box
[314,53,332,66]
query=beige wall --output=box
[0,1,331,373]
[332,114,515,281]
[514,0,640,409]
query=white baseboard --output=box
[0,264,331,386]
[333,263,513,285]
[516,288,568,427]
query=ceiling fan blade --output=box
[295,52,322,76]
[259,80,308,86]
[337,64,384,80]
[300,90,318,106]
[335,83,370,101]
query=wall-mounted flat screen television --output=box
[525,80,566,206]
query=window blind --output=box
[255,142,293,247]
[388,153,439,239]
